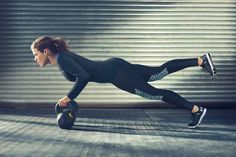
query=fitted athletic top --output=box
[56,51,120,100]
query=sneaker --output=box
[188,107,207,128]
[200,53,216,78]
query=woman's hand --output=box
[58,96,71,107]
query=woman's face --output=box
[32,48,49,67]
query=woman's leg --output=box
[112,66,195,111]
[131,58,199,82]
[112,58,207,128]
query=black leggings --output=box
[111,58,198,111]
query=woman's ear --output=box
[43,48,49,55]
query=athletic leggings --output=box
[111,58,198,111]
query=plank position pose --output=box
[31,36,216,128]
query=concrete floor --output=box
[0,108,235,157]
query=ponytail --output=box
[31,36,69,54]
[53,37,69,53]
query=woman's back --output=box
[57,51,121,83]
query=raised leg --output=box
[131,58,198,82]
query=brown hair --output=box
[31,36,69,54]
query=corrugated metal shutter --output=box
[0,0,236,107]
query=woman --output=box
[31,36,216,129]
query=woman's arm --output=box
[58,65,76,82]
[57,54,90,100]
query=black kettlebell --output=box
[55,100,78,129]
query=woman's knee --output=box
[134,88,164,101]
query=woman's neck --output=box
[48,53,57,65]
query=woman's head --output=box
[31,36,69,67]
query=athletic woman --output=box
[31,36,216,128]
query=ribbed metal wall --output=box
[0,0,236,107]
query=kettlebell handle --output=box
[55,100,78,115]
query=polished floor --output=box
[0,108,235,157]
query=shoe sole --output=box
[188,108,207,129]
[206,53,217,78]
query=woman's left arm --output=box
[57,54,90,106]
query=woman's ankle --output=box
[192,105,199,113]
[198,57,203,66]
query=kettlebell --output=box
[55,100,78,129]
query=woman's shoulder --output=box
[56,51,73,59]
[56,51,81,64]
[56,52,70,63]
[55,52,65,63]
